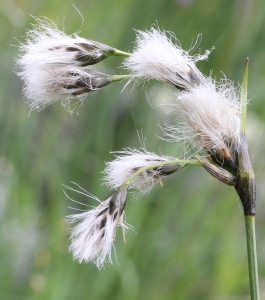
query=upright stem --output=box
[244,215,260,300]
[236,59,259,298]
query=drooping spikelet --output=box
[123,28,212,89]
[66,186,130,268]
[18,65,111,112]
[103,147,183,195]
[18,17,115,67]
[16,17,115,112]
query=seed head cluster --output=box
[16,19,249,268]
[17,17,115,112]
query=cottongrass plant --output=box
[16,19,259,299]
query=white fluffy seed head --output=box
[103,148,182,195]
[17,64,84,111]
[17,64,111,112]
[16,17,114,112]
[123,28,211,89]
[66,187,130,268]
[163,78,241,164]
[18,17,115,67]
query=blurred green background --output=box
[1,0,265,299]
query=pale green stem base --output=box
[244,215,260,300]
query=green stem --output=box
[121,159,201,187]
[244,215,260,300]
[113,49,131,57]
[110,75,132,82]
[240,58,249,133]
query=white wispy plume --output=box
[18,17,115,68]
[18,65,111,112]
[103,148,183,195]
[123,28,212,89]
[66,185,130,268]
[16,17,116,112]
[163,78,241,168]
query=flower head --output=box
[103,147,183,195]
[123,28,212,89]
[17,17,115,68]
[163,78,241,168]
[18,65,111,112]
[66,186,130,268]
[16,17,118,112]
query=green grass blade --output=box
[240,58,249,132]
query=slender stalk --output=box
[110,74,132,82]
[113,49,131,57]
[236,59,259,298]
[244,215,260,300]
[121,158,201,187]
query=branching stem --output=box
[121,158,201,187]
[110,75,132,82]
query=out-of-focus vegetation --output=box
[1,0,265,299]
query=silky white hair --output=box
[103,147,180,195]
[18,65,92,112]
[17,17,113,68]
[66,185,130,268]
[163,78,242,157]
[123,28,212,89]
[16,17,113,112]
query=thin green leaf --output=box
[240,58,249,132]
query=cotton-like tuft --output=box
[18,17,115,67]
[66,186,130,268]
[163,78,241,167]
[18,64,111,112]
[16,17,115,112]
[103,148,183,195]
[123,28,211,89]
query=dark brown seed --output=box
[113,211,118,221]
[96,207,108,217]
[99,217,107,229]
[108,191,119,215]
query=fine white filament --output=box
[66,186,130,268]
[123,28,212,89]
[103,148,179,195]
[16,17,111,112]
[163,78,242,156]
